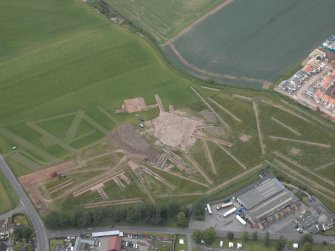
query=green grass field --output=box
[106,0,225,43]
[0,174,18,213]
[1,0,335,215]
[169,0,335,83]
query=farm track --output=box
[270,159,335,202]
[68,167,111,174]
[215,143,247,170]
[269,136,331,148]
[201,139,217,174]
[141,165,175,190]
[190,87,230,130]
[164,0,235,46]
[271,117,301,136]
[252,101,266,155]
[208,97,242,123]
[315,160,335,171]
[84,198,142,208]
[185,155,214,185]
[193,132,232,147]
[82,113,109,134]
[273,152,335,187]
[206,163,264,194]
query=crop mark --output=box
[252,101,265,155]
[96,106,118,124]
[190,87,230,129]
[64,110,85,144]
[269,136,331,148]
[271,117,301,136]
[0,128,55,161]
[215,143,247,170]
[208,97,242,123]
[201,139,216,174]
[26,122,75,152]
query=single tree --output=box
[227,232,234,241]
[252,231,258,241]
[275,236,286,251]
[242,231,249,242]
[202,227,216,245]
[176,212,187,227]
[192,230,203,244]
[264,231,270,247]
[301,234,313,244]
[300,242,313,251]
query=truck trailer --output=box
[223,207,236,217]
[236,215,247,226]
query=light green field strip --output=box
[9,152,39,170]
[315,160,335,171]
[269,136,331,148]
[0,128,55,161]
[157,192,203,198]
[267,160,335,204]
[208,97,242,123]
[6,150,46,165]
[64,110,85,144]
[201,139,217,174]
[96,106,118,124]
[233,94,252,101]
[82,113,109,134]
[201,86,221,92]
[124,165,156,204]
[148,164,209,188]
[261,99,312,125]
[0,28,106,68]
[215,143,247,170]
[190,87,230,129]
[271,117,301,136]
[280,99,335,131]
[185,154,214,185]
[273,151,335,187]
[252,101,265,155]
[33,112,76,124]
[271,159,335,201]
[206,163,264,194]
[69,130,96,144]
[25,121,75,152]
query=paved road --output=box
[0,156,49,251]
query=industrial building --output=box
[235,177,298,225]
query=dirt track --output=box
[164,0,235,46]
[269,136,331,148]
[252,101,266,155]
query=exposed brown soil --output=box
[18,161,76,209]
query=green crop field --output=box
[1,0,335,216]
[106,0,225,43]
[167,0,335,85]
[0,174,18,213]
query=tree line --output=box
[44,202,190,229]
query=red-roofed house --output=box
[108,236,122,251]
[321,75,335,91]
[321,94,331,104]
[314,89,324,101]
[329,98,335,108]
[303,64,314,75]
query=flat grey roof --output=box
[237,178,285,209]
[245,189,298,222]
